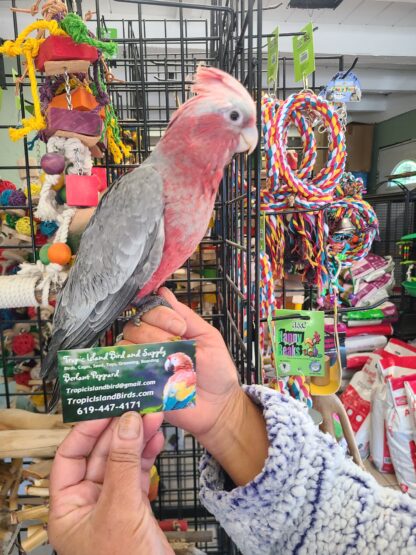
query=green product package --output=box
[267,26,279,85]
[271,309,325,377]
[58,340,196,423]
[293,22,315,83]
[345,308,385,321]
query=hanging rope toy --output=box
[327,173,379,266]
[0,20,66,140]
[0,135,93,308]
[273,91,346,204]
[287,375,313,408]
[258,251,276,354]
[262,95,317,191]
[59,13,117,59]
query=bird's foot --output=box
[131,294,172,327]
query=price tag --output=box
[293,22,315,83]
[58,340,196,422]
[97,27,118,59]
[267,26,279,86]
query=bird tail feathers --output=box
[41,329,66,381]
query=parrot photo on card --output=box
[41,66,258,406]
[162,353,196,411]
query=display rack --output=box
[0,1,256,554]
[0,1,384,553]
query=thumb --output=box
[99,412,144,511]
[158,287,213,337]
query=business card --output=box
[58,341,196,423]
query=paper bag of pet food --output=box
[341,352,381,459]
[386,374,416,496]
[405,380,416,430]
[370,352,416,472]
[342,339,416,460]
[370,340,416,471]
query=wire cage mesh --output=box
[365,190,416,283]
[1,1,410,553]
[0,0,258,553]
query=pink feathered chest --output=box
[138,182,218,298]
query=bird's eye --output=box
[229,110,240,122]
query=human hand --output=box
[123,287,241,442]
[123,288,268,486]
[49,412,173,555]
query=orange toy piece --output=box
[49,87,105,119]
[47,243,72,265]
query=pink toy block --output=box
[66,174,100,207]
[91,167,108,192]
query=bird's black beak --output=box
[164,360,174,373]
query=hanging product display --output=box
[0,10,131,311]
[257,87,379,408]
[260,91,378,298]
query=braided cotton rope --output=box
[8,136,92,308]
[262,96,317,190]
[259,190,285,280]
[18,261,68,307]
[287,375,313,408]
[259,252,276,352]
[274,91,346,202]
[60,13,117,58]
[327,173,379,265]
[259,94,378,299]
[0,276,39,308]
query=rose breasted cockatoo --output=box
[41,66,257,401]
[162,353,196,411]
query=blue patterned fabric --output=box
[199,385,416,555]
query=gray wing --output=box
[41,163,164,378]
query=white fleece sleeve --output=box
[199,385,416,555]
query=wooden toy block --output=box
[66,174,100,207]
[49,87,99,112]
[90,143,105,158]
[35,35,98,73]
[46,107,103,147]
[55,130,101,147]
[44,60,91,76]
[17,157,39,180]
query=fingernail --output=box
[168,318,185,336]
[118,412,140,439]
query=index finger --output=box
[50,419,111,495]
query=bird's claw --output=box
[131,294,172,327]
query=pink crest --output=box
[192,66,254,108]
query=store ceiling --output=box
[1,0,416,27]
[262,0,416,26]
